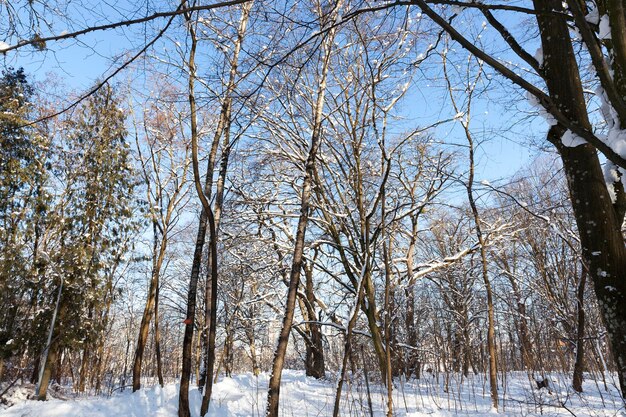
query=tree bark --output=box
[302,259,325,379]
[572,263,587,392]
[405,216,420,378]
[382,241,393,417]
[154,280,164,387]
[178,214,207,417]
[36,346,58,401]
[534,0,626,398]
[132,232,158,391]
[78,349,89,392]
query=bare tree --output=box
[265,2,342,415]
[130,82,192,391]
[442,47,498,408]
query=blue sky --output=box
[0,3,544,186]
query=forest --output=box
[1,0,626,416]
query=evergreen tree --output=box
[0,68,50,380]
[36,84,139,398]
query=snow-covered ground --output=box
[1,370,625,416]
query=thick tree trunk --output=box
[382,241,393,417]
[363,274,389,382]
[245,321,260,377]
[509,274,533,371]
[223,331,234,377]
[534,0,626,398]
[405,287,420,379]
[405,218,420,378]
[249,338,260,376]
[199,227,217,416]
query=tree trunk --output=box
[179,6,227,415]
[132,262,158,391]
[265,147,317,417]
[265,5,338,415]
[246,325,260,376]
[363,273,388,382]
[462,77,498,410]
[508,272,533,371]
[198,4,252,414]
[224,331,234,377]
[36,344,58,401]
[405,217,420,379]
[333,263,369,417]
[133,221,166,391]
[93,287,113,394]
[405,287,420,379]
[78,349,89,393]
[382,241,393,417]
[573,263,587,392]
[302,259,325,379]
[154,282,164,387]
[534,0,626,398]
[178,213,207,417]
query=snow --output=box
[2,371,624,417]
[605,127,626,158]
[595,86,626,159]
[534,47,543,67]
[599,15,612,40]
[561,130,586,148]
[603,163,620,184]
[0,41,9,52]
[585,8,600,25]
[451,5,465,15]
[603,162,620,202]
